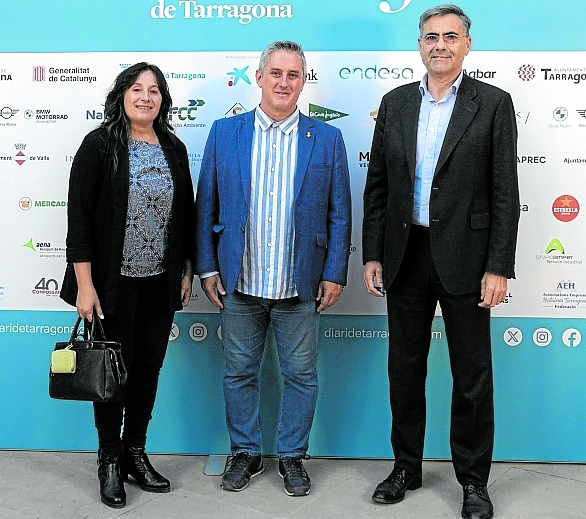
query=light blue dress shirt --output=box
[236,106,299,299]
[413,71,463,226]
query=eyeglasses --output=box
[421,34,464,45]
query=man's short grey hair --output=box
[258,40,307,77]
[419,4,471,37]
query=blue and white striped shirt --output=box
[236,106,299,299]
[413,71,463,226]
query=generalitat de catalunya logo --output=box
[552,195,580,222]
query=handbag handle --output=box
[68,311,109,343]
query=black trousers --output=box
[92,272,174,451]
[386,225,494,486]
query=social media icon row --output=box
[168,323,222,342]
[504,327,582,348]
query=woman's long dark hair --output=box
[101,62,173,173]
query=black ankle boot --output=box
[97,449,126,508]
[121,444,170,493]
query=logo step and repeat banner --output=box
[1,0,585,460]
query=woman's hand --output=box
[73,262,103,321]
[181,259,194,307]
[181,275,192,307]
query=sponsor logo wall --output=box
[2,49,586,461]
[1,51,585,319]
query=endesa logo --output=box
[339,65,413,80]
[552,195,579,222]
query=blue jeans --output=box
[220,291,320,458]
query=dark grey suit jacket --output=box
[362,74,520,295]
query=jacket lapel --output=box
[434,75,478,176]
[295,113,315,201]
[403,86,422,184]
[237,110,255,205]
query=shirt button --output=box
[272,144,277,148]
[271,167,275,172]
[268,242,272,247]
[268,217,272,221]
[266,267,270,271]
[270,191,274,196]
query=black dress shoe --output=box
[461,484,493,519]
[121,445,170,493]
[97,450,126,509]
[372,468,422,504]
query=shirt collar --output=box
[419,70,464,101]
[255,105,300,135]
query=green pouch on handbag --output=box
[51,348,76,374]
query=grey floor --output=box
[0,451,585,519]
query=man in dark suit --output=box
[195,41,351,497]
[362,5,519,519]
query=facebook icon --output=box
[562,329,582,348]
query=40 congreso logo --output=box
[151,1,293,24]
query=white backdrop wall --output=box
[1,1,585,460]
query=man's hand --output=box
[201,274,226,309]
[364,260,385,297]
[479,272,508,308]
[316,281,343,312]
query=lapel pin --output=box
[306,131,311,138]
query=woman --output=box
[60,62,194,508]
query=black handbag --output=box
[49,314,128,402]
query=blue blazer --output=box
[194,110,352,302]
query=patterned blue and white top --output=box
[121,138,174,277]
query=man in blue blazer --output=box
[363,6,519,519]
[194,40,351,497]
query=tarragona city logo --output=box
[552,195,580,222]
